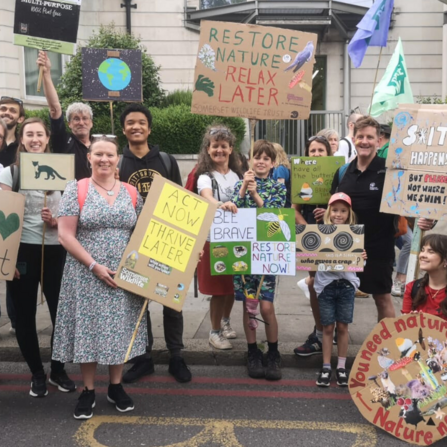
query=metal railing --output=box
[255,111,344,156]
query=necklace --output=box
[428,287,444,301]
[91,178,116,196]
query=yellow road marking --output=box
[74,416,377,447]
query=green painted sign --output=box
[291,156,344,205]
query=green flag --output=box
[369,38,414,117]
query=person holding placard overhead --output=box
[0,117,76,398]
[53,136,147,420]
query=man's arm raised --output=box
[36,50,62,120]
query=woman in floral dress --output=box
[52,136,147,420]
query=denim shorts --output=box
[317,279,355,326]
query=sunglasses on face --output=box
[91,134,117,140]
[1,96,23,107]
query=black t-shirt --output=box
[331,155,395,260]
[0,140,18,168]
[50,114,91,180]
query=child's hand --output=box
[246,179,257,195]
[361,249,367,260]
[243,170,255,188]
[313,207,326,222]
[220,201,238,213]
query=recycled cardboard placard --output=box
[20,153,75,191]
[13,0,81,55]
[115,175,217,312]
[349,314,447,445]
[209,208,296,276]
[291,156,344,204]
[380,104,447,220]
[295,224,364,272]
[191,21,318,120]
[0,191,25,281]
[82,48,142,102]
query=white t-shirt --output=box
[314,271,360,295]
[197,170,240,202]
[0,167,60,245]
[335,136,356,163]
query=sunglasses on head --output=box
[308,136,328,143]
[210,127,231,136]
[1,96,23,107]
[91,134,117,140]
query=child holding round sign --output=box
[315,193,367,387]
[401,234,447,319]
[231,140,286,381]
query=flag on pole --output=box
[369,38,414,117]
[348,0,394,68]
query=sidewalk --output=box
[0,271,402,368]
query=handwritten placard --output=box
[210,208,296,275]
[115,175,217,312]
[350,314,447,445]
[295,224,364,272]
[291,156,344,204]
[0,191,25,281]
[381,104,447,220]
[191,21,318,120]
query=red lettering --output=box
[348,377,365,389]
[424,431,433,445]
[373,407,389,427]
[247,69,256,85]
[268,88,279,106]
[246,86,255,102]
[403,427,414,442]
[226,66,236,82]
[407,315,417,328]
[357,362,370,373]
[366,341,377,353]
[380,321,392,340]
[360,350,373,362]
[218,85,231,103]
[373,334,382,345]
[258,71,265,84]
[257,88,265,106]
[238,67,247,84]
[266,70,277,85]
[394,318,407,333]
[232,85,244,102]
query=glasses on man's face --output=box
[210,127,231,136]
[71,116,92,123]
[0,96,23,107]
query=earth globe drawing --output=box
[98,58,131,91]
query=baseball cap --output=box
[328,192,352,207]
[380,124,391,137]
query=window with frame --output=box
[23,48,64,98]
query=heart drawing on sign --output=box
[0,211,20,240]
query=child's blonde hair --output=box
[323,202,357,225]
[272,143,290,169]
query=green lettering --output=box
[216,47,226,62]
[249,31,261,46]
[238,49,248,62]
[271,54,281,69]
[262,33,273,49]
[276,34,286,50]
[209,27,218,42]
[234,30,243,45]
[260,53,269,67]
[223,29,230,44]
[227,49,236,63]
[289,36,299,53]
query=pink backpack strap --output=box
[122,182,137,209]
[77,178,90,212]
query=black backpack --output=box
[410,279,422,300]
[340,137,354,160]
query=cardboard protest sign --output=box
[115,175,217,312]
[349,314,447,445]
[13,0,81,55]
[82,48,143,102]
[291,156,344,205]
[295,224,364,272]
[381,104,447,220]
[0,191,25,281]
[20,153,75,191]
[191,21,318,120]
[209,208,296,276]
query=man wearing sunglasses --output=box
[37,51,92,180]
[0,96,25,168]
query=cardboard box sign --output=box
[380,104,447,220]
[115,175,217,312]
[13,0,82,55]
[291,156,345,205]
[0,191,25,281]
[295,224,364,272]
[20,153,75,191]
[209,208,296,276]
[191,21,318,120]
[349,314,447,445]
[82,48,143,102]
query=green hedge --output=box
[25,105,246,154]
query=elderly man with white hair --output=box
[37,51,93,180]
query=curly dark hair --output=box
[120,104,153,128]
[305,135,332,156]
[412,234,447,317]
[195,125,241,178]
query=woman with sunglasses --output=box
[293,135,332,357]
[52,136,147,420]
[196,126,242,350]
[0,118,75,398]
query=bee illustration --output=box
[257,211,291,241]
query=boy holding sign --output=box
[231,140,286,380]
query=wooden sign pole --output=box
[249,119,257,169]
[124,299,148,363]
[40,191,47,304]
[109,101,115,135]
[37,66,44,93]
[369,46,384,112]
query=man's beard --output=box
[5,119,18,130]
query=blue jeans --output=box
[317,279,355,326]
[396,226,412,275]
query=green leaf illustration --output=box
[195,75,215,97]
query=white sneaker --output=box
[221,320,237,339]
[297,278,310,299]
[209,331,232,350]
[9,326,16,335]
[391,280,403,297]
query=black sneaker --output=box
[74,388,96,420]
[30,371,48,398]
[123,357,155,383]
[49,370,77,393]
[169,356,192,383]
[336,368,349,387]
[107,383,134,412]
[247,348,265,379]
[265,350,282,381]
[294,334,322,357]
[316,368,332,387]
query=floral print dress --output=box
[52,180,147,365]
